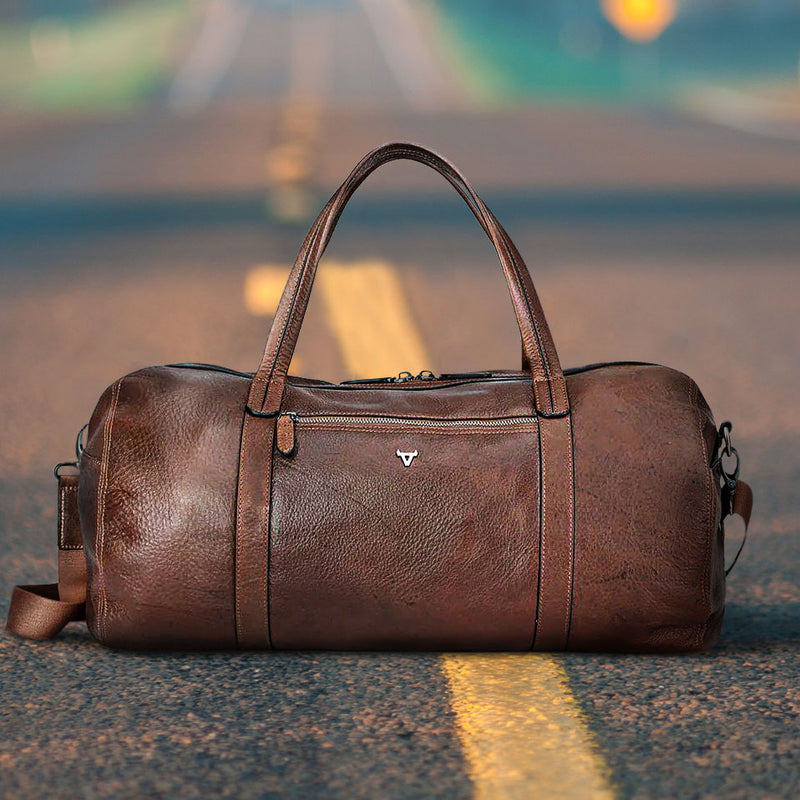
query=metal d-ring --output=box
[712,421,740,517]
[53,461,79,479]
[53,423,90,478]
[76,423,89,462]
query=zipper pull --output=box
[276,412,297,456]
[395,371,414,382]
[438,371,492,380]
[340,376,396,384]
[415,370,437,381]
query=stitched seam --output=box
[266,428,276,649]
[690,378,713,650]
[234,413,247,645]
[96,380,121,643]
[234,414,272,648]
[539,427,549,644]
[258,429,273,649]
[531,421,545,648]
[564,415,576,648]
[235,414,253,646]
[58,483,69,548]
[58,484,82,550]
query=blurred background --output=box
[2,3,800,796]
[2,0,800,469]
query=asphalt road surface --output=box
[1,1,799,798]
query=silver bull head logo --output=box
[396,449,418,467]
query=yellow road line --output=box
[317,261,431,379]
[244,264,289,316]
[243,264,301,373]
[443,655,614,799]
[315,260,614,799]
[264,9,327,222]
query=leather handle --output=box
[297,149,533,373]
[247,142,568,417]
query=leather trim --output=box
[6,585,84,640]
[233,411,274,649]
[532,413,576,651]
[691,377,714,650]
[95,379,121,643]
[58,475,82,550]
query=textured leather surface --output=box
[65,143,732,652]
[58,473,87,604]
[567,366,722,652]
[81,368,246,648]
[532,415,575,651]
[269,413,541,650]
[77,361,724,652]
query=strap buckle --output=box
[712,421,740,517]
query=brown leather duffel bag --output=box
[6,143,752,652]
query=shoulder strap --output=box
[724,479,752,576]
[5,472,87,640]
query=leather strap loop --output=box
[6,585,84,641]
[247,142,567,418]
[5,473,87,640]
[532,415,576,651]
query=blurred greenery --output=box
[0,0,190,109]
[433,0,800,104]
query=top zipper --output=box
[168,361,658,388]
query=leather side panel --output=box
[567,365,722,652]
[79,452,101,638]
[81,367,249,649]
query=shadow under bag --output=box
[6,142,752,652]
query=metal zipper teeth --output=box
[294,415,536,428]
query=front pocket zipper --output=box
[275,412,537,456]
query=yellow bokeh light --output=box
[601,0,677,42]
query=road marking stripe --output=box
[357,0,453,110]
[264,7,327,222]
[244,264,289,316]
[243,264,303,372]
[317,261,431,378]
[443,655,614,799]
[167,0,252,114]
[312,260,615,799]
[680,85,800,142]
